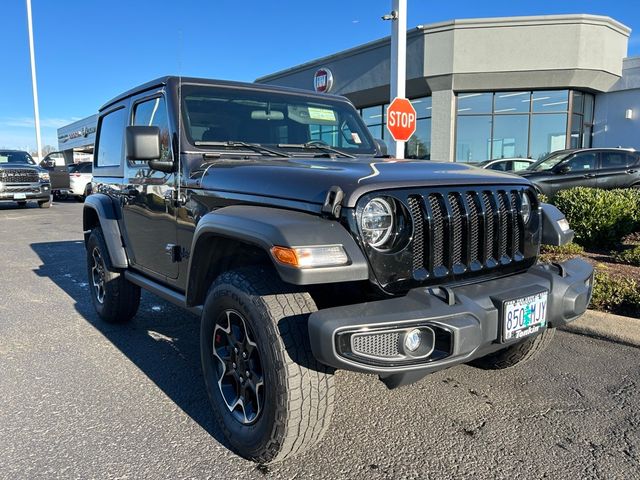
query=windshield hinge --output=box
[322,186,344,219]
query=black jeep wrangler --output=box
[83,77,593,463]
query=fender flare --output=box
[540,203,575,246]
[186,205,369,305]
[83,194,128,268]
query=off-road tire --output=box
[38,199,51,208]
[470,328,556,370]
[86,227,140,323]
[200,267,335,464]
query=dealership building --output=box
[256,14,638,163]
[59,14,639,164]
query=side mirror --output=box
[555,164,570,174]
[374,138,388,156]
[126,126,174,173]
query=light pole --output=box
[383,0,407,159]
[26,0,42,161]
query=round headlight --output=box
[361,197,395,248]
[521,192,532,224]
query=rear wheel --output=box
[200,267,335,464]
[470,328,555,370]
[86,227,140,323]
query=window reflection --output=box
[456,90,592,162]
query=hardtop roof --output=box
[99,76,349,112]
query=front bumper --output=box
[0,182,51,201]
[309,258,593,387]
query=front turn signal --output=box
[270,245,349,268]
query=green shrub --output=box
[536,192,549,204]
[590,268,640,317]
[553,187,640,248]
[539,242,584,263]
[613,244,640,266]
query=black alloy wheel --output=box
[212,309,264,425]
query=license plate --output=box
[502,291,548,341]
[13,193,27,200]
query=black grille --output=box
[408,188,527,279]
[0,169,39,183]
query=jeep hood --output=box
[193,156,531,208]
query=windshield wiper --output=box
[195,141,291,158]
[277,141,356,159]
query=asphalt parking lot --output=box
[1,200,639,479]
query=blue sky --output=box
[1,0,639,151]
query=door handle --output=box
[582,174,596,179]
[626,169,638,174]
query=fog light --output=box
[405,329,422,352]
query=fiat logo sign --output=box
[313,68,334,93]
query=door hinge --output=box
[165,244,189,263]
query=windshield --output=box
[529,151,572,172]
[181,85,376,155]
[0,151,35,165]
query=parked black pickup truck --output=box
[83,77,593,464]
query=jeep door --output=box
[596,151,640,189]
[121,93,179,279]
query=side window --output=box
[132,96,171,162]
[81,163,93,173]
[96,108,126,167]
[564,153,596,172]
[601,152,629,169]
[513,160,531,171]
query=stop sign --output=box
[386,97,417,142]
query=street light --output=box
[26,0,42,161]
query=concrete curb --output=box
[561,309,640,348]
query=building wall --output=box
[593,58,640,150]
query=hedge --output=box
[551,187,640,249]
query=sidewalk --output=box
[562,309,640,348]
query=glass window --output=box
[513,160,532,171]
[96,108,126,167]
[457,93,493,114]
[572,91,584,115]
[584,94,594,124]
[491,115,529,159]
[133,96,172,162]
[564,152,596,172]
[456,115,492,162]
[494,91,530,113]
[362,105,384,126]
[182,85,375,154]
[411,97,433,118]
[529,114,567,160]
[488,160,511,171]
[601,152,631,169]
[368,124,382,141]
[570,113,582,149]
[532,90,569,113]
[405,118,431,159]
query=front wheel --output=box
[200,267,335,464]
[470,328,556,370]
[38,198,51,208]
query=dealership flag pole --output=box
[26,0,42,161]
[389,0,407,159]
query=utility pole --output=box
[384,0,407,159]
[26,0,42,161]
